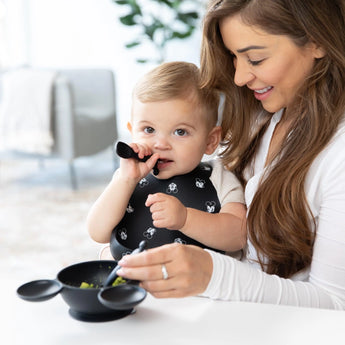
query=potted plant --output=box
[112,0,204,63]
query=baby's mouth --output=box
[156,158,173,168]
[157,159,172,164]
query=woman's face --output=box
[219,14,324,113]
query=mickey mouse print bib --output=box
[110,162,222,260]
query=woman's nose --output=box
[234,60,255,87]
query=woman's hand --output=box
[117,243,213,298]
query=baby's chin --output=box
[151,170,173,180]
[152,167,194,180]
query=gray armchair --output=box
[53,68,118,188]
[0,68,118,189]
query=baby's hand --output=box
[130,142,152,161]
[118,143,159,182]
[145,193,187,230]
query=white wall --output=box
[23,0,204,140]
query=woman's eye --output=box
[248,59,264,66]
[175,129,187,136]
[144,127,155,134]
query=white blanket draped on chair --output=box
[0,68,56,155]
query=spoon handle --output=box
[103,265,121,287]
[116,141,150,162]
[103,241,147,287]
[115,141,159,176]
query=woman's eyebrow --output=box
[237,45,266,53]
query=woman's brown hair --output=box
[200,0,345,277]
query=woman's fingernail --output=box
[116,268,124,276]
[118,257,127,265]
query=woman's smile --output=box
[253,86,273,101]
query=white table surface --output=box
[2,278,345,345]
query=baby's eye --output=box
[144,127,155,134]
[174,128,187,136]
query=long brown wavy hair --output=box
[200,0,345,278]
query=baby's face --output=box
[130,97,214,179]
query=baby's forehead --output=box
[132,95,215,122]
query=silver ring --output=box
[161,264,169,280]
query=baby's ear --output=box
[205,126,222,155]
[127,122,133,133]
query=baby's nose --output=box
[153,136,171,150]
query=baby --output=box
[87,61,246,260]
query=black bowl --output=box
[57,260,134,321]
[17,260,134,322]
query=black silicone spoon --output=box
[103,240,146,287]
[116,141,159,176]
[98,240,147,310]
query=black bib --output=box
[110,162,222,260]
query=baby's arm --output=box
[87,143,158,243]
[145,193,247,251]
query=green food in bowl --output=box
[79,282,95,289]
[79,276,126,289]
[112,277,126,286]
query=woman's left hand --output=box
[117,243,213,298]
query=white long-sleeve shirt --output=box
[201,110,345,309]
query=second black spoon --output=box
[98,240,147,310]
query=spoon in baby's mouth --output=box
[115,141,159,175]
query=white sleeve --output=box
[201,132,345,310]
[201,250,345,309]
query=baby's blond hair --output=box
[132,61,219,128]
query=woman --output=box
[115,0,345,309]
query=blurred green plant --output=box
[112,0,203,63]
